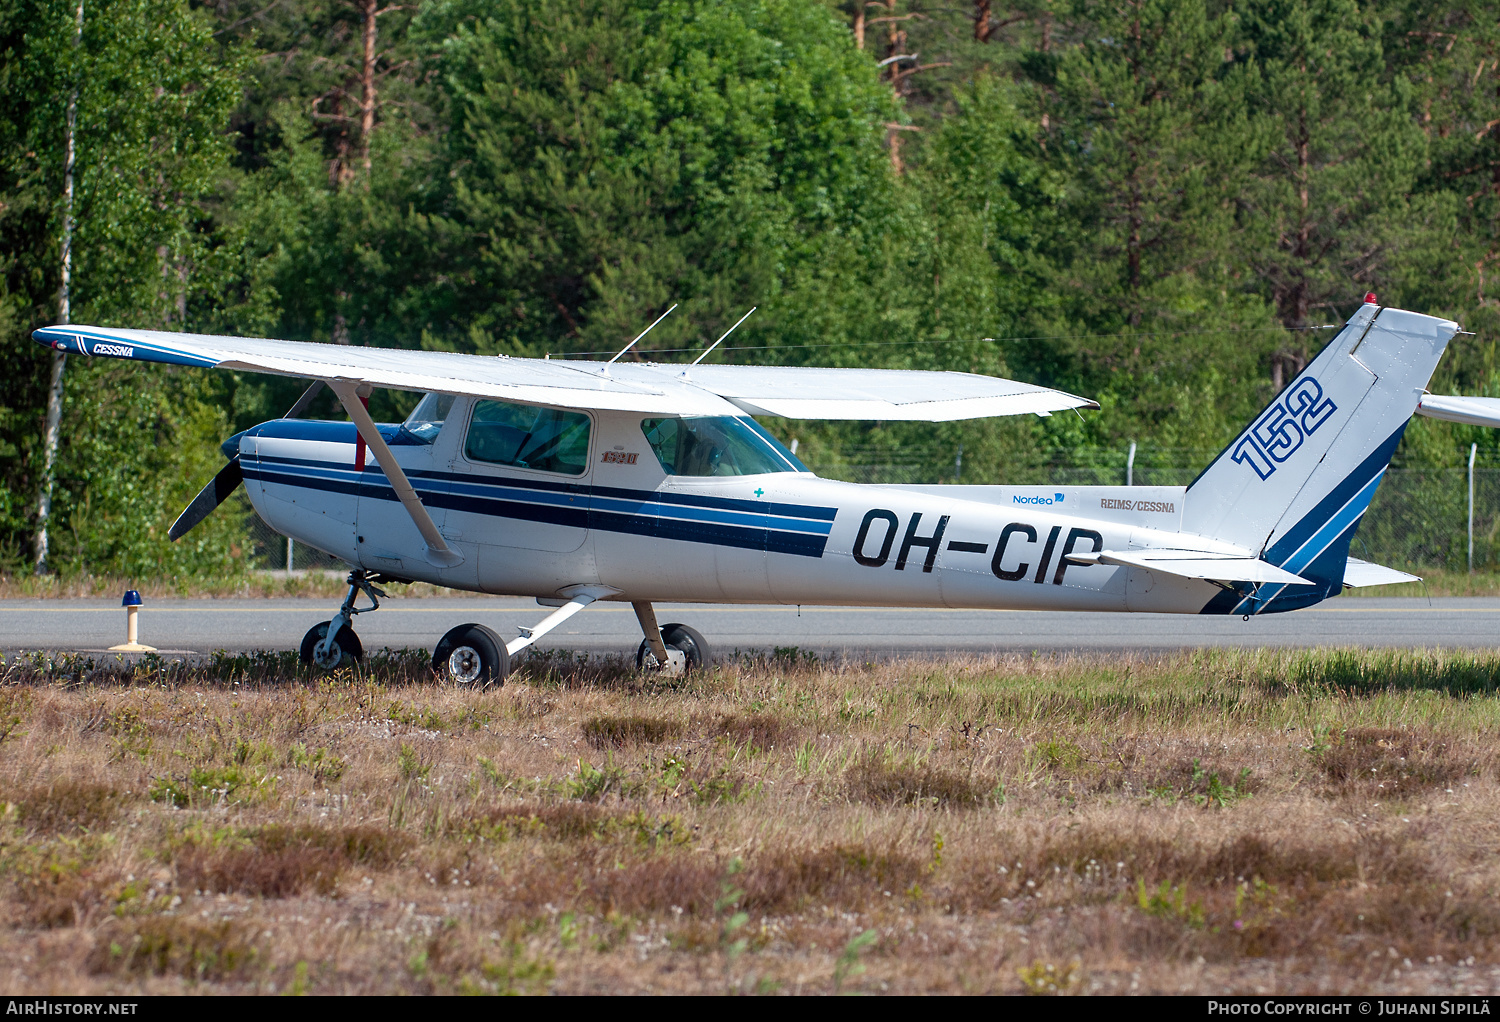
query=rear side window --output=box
[640,416,803,476]
[465,400,591,475]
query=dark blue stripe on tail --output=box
[1199,423,1407,615]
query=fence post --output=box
[1126,441,1136,487]
[954,444,963,482]
[287,536,294,573]
[1469,442,1478,573]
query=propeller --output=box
[168,456,243,541]
[167,380,325,542]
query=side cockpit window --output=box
[641,416,806,476]
[400,392,455,444]
[466,399,591,475]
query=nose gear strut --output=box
[310,569,387,669]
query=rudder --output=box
[1183,300,1458,612]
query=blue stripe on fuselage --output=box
[242,449,835,558]
[246,421,838,522]
[250,454,834,533]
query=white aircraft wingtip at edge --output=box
[1416,393,1500,429]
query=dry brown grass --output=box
[5,644,1500,994]
[0,572,476,601]
[710,711,799,751]
[843,747,995,808]
[14,778,125,834]
[582,714,681,748]
[88,917,262,981]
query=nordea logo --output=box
[1013,492,1066,506]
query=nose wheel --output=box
[300,569,386,670]
[299,620,363,669]
[432,623,508,687]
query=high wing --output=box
[31,324,1096,420]
[34,325,737,416]
[1416,393,1500,428]
[680,364,1094,420]
[34,322,1096,566]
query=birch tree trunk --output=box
[35,0,84,576]
[358,0,378,177]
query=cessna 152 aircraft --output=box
[31,295,1488,686]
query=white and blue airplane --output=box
[31,295,1488,684]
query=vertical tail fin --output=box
[1183,301,1459,612]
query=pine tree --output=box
[1239,0,1428,345]
[1384,0,1500,385]
[1006,0,1279,455]
[433,0,894,359]
[1041,0,1268,330]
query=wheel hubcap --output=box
[448,645,483,684]
[640,643,687,676]
[313,633,342,669]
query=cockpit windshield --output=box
[640,416,807,476]
[401,392,455,444]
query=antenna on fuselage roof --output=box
[692,307,756,366]
[606,303,678,364]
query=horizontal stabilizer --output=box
[1066,549,1312,585]
[1416,394,1500,428]
[1343,557,1420,588]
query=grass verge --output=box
[3,645,1500,993]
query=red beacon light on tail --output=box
[1364,292,1378,305]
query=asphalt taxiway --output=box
[0,596,1495,659]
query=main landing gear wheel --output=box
[299,620,363,670]
[432,623,508,688]
[636,623,710,673]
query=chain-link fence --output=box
[233,448,1500,576]
[242,510,345,572]
[1355,468,1500,572]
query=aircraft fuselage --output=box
[240,405,1238,617]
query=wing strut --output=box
[328,379,464,569]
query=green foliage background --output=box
[4,0,1500,577]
